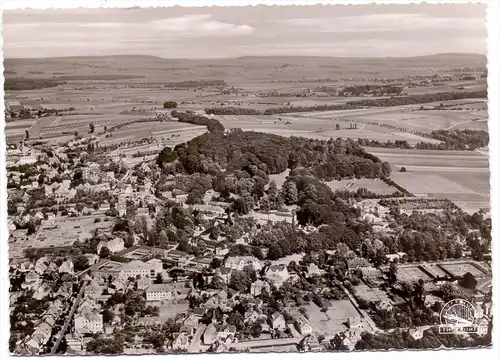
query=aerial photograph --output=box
[2,2,493,356]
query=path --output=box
[187,324,207,353]
[49,280,88,355]
[230,336,299,350]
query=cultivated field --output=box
[215,113,440,145]
[367,147,490,213]
[325,178,399,195]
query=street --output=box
[49,280,89,355]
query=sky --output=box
[2,3,487,59]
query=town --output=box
[6,109,492,354]
[3,3,493,357]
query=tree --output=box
[163,101,178,109]
[388,262,398,284]
[73,255,89,272]
[250,322,263,338]
[381,162,392,177]
[210,275,225,290]
[336,124,340,130]
[89,123,95,133]
[400,166,407,172]
[458,272,477,290]
[281,180,298,205]
[99,246,110,259]
[155,273,164,284]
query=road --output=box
[49,280,88,355]
[187,324,207,353]
[230,337,299,350]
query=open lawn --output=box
[306,301,360,336]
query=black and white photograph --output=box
[1,1,496,357]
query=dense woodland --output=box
[4,78,66,91]
[417,129,489,150]
[358,129,489,151]
[339,84,404,96]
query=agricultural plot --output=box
[390,173,475,195]
[369,147,490,213]
[216,114,435,144]
[99,121,207,147]
[325,178,398,195]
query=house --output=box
[183,314,200,328]
[377,300,394,312]
[25,323,52,353]
[74,310,103,334]
[307,263,322,277]
[225,256,262,271]
[217,324,236,341]
[34,257,49,275]
[59,259,74,274]
[215,267,232,284]
[97,238,124,255]
[271,312,286,331]
[361,266,383,281]
[172,332,190,351]
[145,283,175,302]
[265,265,289,288]
[203,323,218,345]
[244,310,266,324]
[250,280,271,296]
[294,315,313,335]
[118,259,162,280]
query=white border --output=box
[0,1,498,360]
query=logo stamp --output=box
[439,298,479,334]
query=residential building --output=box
[225,256,262,271]
[271,312,286,331]
[250,279,270,296]
[172,332,190,351]
[97,237,124,254]
[265,265,290,288]
[74,310,103,334]
[145,283,175,302]
[117,259,162,280]
[295,315,313,335]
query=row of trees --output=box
[202,90,486,115]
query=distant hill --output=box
[4,53,487,85]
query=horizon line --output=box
[4,52,487,61]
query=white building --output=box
[118,259,162,281]
[74,311,103,334]
[97,238,125,255]
[265,265,290,288]
[225,256,262,271]
[145,283,175,302]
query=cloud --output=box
[150,14,254,36]
[278,13,485,34]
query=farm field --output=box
[368,147,490,213]
[215,113,439,144]
[98,121,207,147]
[325,178,398,195]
